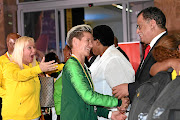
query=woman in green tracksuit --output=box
[60,24,127,120]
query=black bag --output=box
[147,76,180,120]
[128,71,171,120]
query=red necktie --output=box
[144,45,150,60]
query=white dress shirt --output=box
[149,31,166,50]
[89,45,135,120]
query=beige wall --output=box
[0,0,6,55]
[0,0,17,55]
[155,0,180,34]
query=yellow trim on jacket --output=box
[46,63,64,75]
[172,70,180,80]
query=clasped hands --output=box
[111,96,130,120]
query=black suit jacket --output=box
[128,32,167,101]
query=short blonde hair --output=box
[66,24,92,48]
[12,36,36,69]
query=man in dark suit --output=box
[112,7,167,101]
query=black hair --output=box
[45,52,60,78]
[45,52,60,63]
[93,25,114,46]
[137,7,166,30]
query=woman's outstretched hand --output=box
[39,57,58,72]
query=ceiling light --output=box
[112,3,133,12]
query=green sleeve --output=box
[54,73,62,115]
[65,59,119,107]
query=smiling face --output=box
[75,32,93,57]
[136,14,153,44]
[22,41,36,65]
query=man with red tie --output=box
[112,7,167,101]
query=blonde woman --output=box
[2,36,64,120]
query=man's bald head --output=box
[6,33,21,54]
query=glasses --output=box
[136,24,142,30]
[137,19,151,30]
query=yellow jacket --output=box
[1,60,64,120]
[2,62,42,120]
[0,52,11,97]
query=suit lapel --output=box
[136,32,167,79]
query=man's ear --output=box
[8,39,16,47]
[9,41,14,47]
[72,37,79,47]
[150,19,156,29]
[9,41,15,48]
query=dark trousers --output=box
[57,115,60,120]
